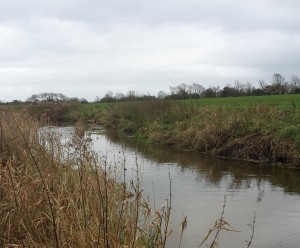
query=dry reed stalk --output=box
[8,112,59,248]
[0,110,183,247]
[162,169,172,247]
[246,212,256,248]
[198,196,238,248]
[178,215,187,248]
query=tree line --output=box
[26,92,88,104]
[0,92,88,105]
[96,73,300,102]
[1,73,299,105]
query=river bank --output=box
[75,100,300,167]
[10,95,300,167]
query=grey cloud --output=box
[0,0,299,101]
[2,1,300,30]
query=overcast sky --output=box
[0,0,299,101]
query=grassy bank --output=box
[98,96,300,167]
[0,110,174,247]
[183,94,300,107]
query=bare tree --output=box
[291,76,300,87]
[95,96,101,102]
[26,92,68,103]
[272,73,287,94]
[259,80,267,91]
[169,83,189,98]
[101,91,114,102]
[245,81,254,96]
[126,90,139,101]
[234,80,243,95]
[27,94,39,104]
[192,83,205,97]
[115,93,125,100]
[157,91,167,99]
[177,83,189,98]
[287,76,300,93]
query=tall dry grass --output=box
[0,109,173,247]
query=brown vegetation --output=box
[101,101,300,167]
[0,110,173,247]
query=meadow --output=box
[182,94,300,107]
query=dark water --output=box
[56,126,300,248]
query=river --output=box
[54,126,300,248]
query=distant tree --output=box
[234,80,243,96]
[289,76,300,93]
[115,93,125,101]
[221,85,238,97]
[27,94,39,104]
[27,92,68,104]
[171,83,188,98]
[191,83,205,98]
[169,86,176,96]
[95,96,101,102]
[252,88,265,96]
[178,83,189,98]
[258,80,268,94]
[203,88,215,98]
[291,76,300,87]
[80,98,88,104]
[12,100,22,104]
[58,93,68,103]
[187,84,193,96]
[126,90,138,101]
[203,87,220,98]
[101,91,114,102]
[141,93,156,101]
[245,82,254,96]
[157,91,167,99]
[69,97,80,103]
[213,86,221,97]
[272,73,287,94]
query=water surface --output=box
[55,126,300,248]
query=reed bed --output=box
[0,110,173,247]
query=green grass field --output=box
[5,93,300,111]
[182,94,300,108]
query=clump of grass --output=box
[0,110,173,247]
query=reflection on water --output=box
[104,129,300,195]
[58,126,300,248]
